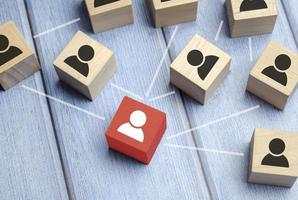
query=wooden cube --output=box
[246,41,298,110]
[226,0,278,37]
[53,31,116,100]
[170,34,231,104]
[148,0,198,27]
[249,128,298,187]
[0,21,40,90]
[85,0,133,33]
[105,96,167,164]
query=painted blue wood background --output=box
[0,0,297,199]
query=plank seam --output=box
[280,0,298,49]
[23,1,73,199]
[161,27,214,200]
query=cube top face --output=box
[250,41,298,96]
[251,128,298,177]
[230,0,277,21]
[85,0,131,16]
[151,0,197,10]
[54,31,113,86]
[0,21,33,74]
[171,34,231,91]
[106,96,166,152]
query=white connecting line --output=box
[167,105,260,140]
[145,25,179,97]
[110,83,144,100]
[21,85,105,121]
[164,143,244,157]
[149,91,175,102]
[214,20,224,41]
[248,37,253,62]
[33,18,81,38]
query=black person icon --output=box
[261,54,291,86]
[240,0,268,12]
[187,49,219,80]
[261,138,289,168]
[0,35,23,66]
[64,45,95,77]
[94,0,120,8]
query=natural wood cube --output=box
[54,31,116,100]
[0,21,40,90]
[170,34,231,104]
[249,128,298,187]
[148,0,198,27]
[226,0,278,37]
[85,0,133,33]
[246,41,298,110]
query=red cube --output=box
[105,96,167,164]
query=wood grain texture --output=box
[149,0,198,27]
[247,41,298,110]
[0,1,68,200]
[226,0,278,37]
[26,0,210,199]
[0,21,40,90]
[164,0,298,199]
[170,34,231,104]
[281,0,298,46]
[248,128,298,187]
[85,0,133,33]
[54,31,116,100]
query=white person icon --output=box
[117,110,147,142]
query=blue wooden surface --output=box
[0,1,68,200]
[164,0,298,199]
[1,0,298,199]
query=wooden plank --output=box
[25,0,211,199]
[281,0,298,46]
[163,0,298,199]
[0,1,68,199]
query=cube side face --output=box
[54,65,91,98]
[0,21,39,89]
[248,172,297,187]
[88,54,117,100]
[247,74,288,110]
[85,0,133,33]
[248,131,255,183]
[249,128,298,186]
[105,96,167,164]
[225,0,235,37]
[0,54,40,90]
[246,41,298,109]
[227,0,278,37]
[144,112,167,163]
[170,66,206,104]
[53,31,114,99]
[106,134,148,164]
[170,34,231,104]
[150,0,197,27]
[231,15,277,37]
[205,59,231,102]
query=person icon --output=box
[94,0,120,8]
[240,0,268,12]
[261,138,289,168]
[187,49,219,80]
[64,45,94,77]
[261,54,291,86]
[117,110,146,142]
[0,35,23,66]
